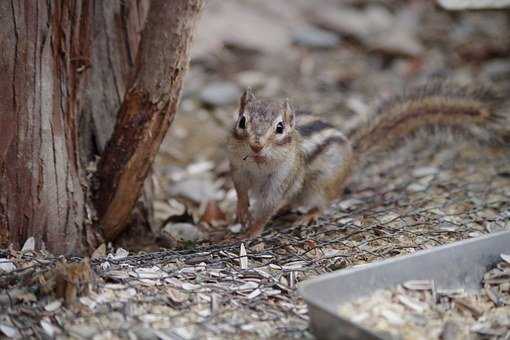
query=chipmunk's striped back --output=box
[296,111,349,163]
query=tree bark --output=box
[80,0,149,163]
[96,0,203,241]
[0,0,150,254]
[0,1,96,255]
[81,0,157,241]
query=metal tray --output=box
[299,230,510,340]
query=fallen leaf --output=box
[21,237,35,252]
[91,244,106,259]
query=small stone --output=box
[200,81,241,107]
[311,6,392,41]
[163,223,205,242]
[482,59,510,81]
[45,300,62,312]
[413,166,439,177]
[237,71,266,89]
[169,177,224,203]
[68,324,98,339]
[438,0,510,10]
[228,223,242,233]
[292,27,339,49]
[368,28,424,57]
[113,247,129,259]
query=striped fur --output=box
[227,82,508,239]
[296,112,348,162]
[349,82,508,161]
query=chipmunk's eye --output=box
[238,116,246,129]
[276,122,284,134]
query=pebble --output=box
[169,177,224,203]
[482,59,510,81]
[292,27,340,49]
[312,5,423,57]
[438,0,510,10]
[68,324,97,339]
[200,81,241,107]
[163,223,206,242]
[133,328,159,340]
[237,71,267,89]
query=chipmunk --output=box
[227,82,507,239]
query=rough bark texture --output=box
[81,0,156,241]
[0,0,154,255]
[96,0,203,241]
[0,1,96,255]
[80,0,149,162]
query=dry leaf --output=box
[21,237,35,252]
[91,244,106,259]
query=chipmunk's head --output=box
[231,89,296,163]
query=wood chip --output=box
[45,300,62,312]
[240,243,248,270]
[403,280,434,290]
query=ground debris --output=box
[2,0,510,338]
[337,258,510,340]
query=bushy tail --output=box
[349,82,509,161]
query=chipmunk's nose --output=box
[250,143,263,153]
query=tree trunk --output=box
[0,1,95,255]
[96,1,203,241]
[80,0,149,163]
[0,0,199,255]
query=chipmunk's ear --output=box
[283,98,295,128]
[239,88,256,114]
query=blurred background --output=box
[151,0,510,239]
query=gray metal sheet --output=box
[299,230,510,340]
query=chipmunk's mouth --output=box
[243,154,266,163]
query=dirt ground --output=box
[1,1,510,339]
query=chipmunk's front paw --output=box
[295,208,321,226]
